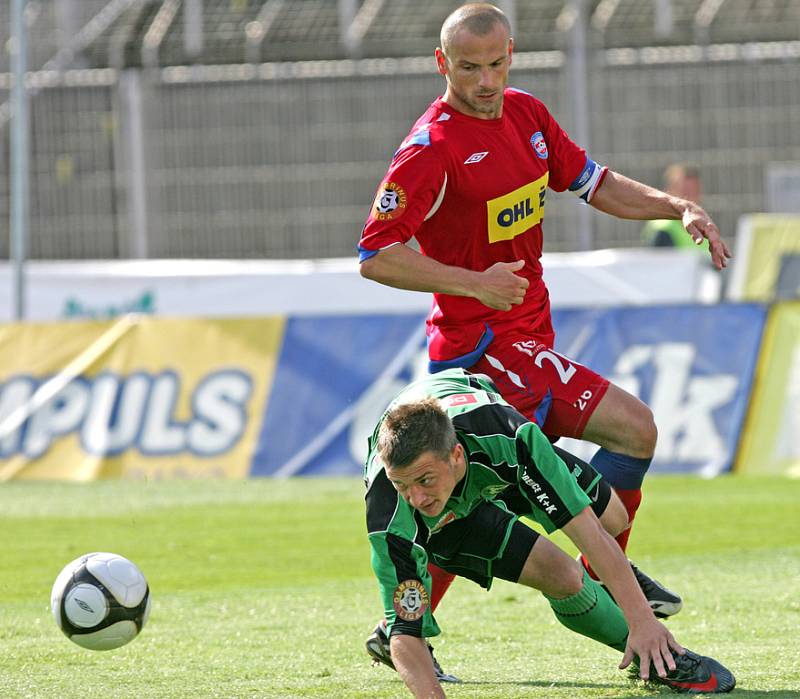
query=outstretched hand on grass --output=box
[619,619,685,680]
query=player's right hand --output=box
[619,617,685,680]
[475,260,529,310]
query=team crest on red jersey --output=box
[372,181,407,221]
[530,131,548,159]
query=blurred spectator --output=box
[642,164,710,254]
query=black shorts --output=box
[426,500,537,590]
[426,449,611,590]
[551,445,612,519]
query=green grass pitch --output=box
[1,476,798,698]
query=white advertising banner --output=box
[0,250,714,322]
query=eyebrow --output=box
[459,56,506,67]
[390,471,433,486]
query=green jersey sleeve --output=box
[365,468,441,638]
[514,421,592,533]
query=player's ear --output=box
[435,48,448,76]
[508,37,514,65]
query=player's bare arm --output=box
[589,170,732,270]
[360,243,529,311]
[562,507,685,680]
[390,634,447,698]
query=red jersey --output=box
[358,88,606,368]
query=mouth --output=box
[476,92,496,101]
[418,501,439,515]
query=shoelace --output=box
[667,653,704,681]
[631,566,658,591]
[631,651,704,682]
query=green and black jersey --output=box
[364,368,600,638]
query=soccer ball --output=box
[51,552,151,650]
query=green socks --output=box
[544,570,628,652]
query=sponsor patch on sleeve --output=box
[441,393,478,407]
[393,579,429,621]
[371,181,408,221]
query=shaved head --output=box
[435,3,513,119]
[440,3,511,54]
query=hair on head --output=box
[377,398,457,469]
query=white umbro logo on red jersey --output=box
[464,151,489,164]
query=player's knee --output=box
[522,541,585,597]
[626,404,657,457]
[586,388,657,458]
[551,559,584,598]
[640,407,658,453]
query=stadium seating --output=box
[3,0,799,70]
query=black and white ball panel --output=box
[51,552,150,651]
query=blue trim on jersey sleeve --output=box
[506,87,533,97]
[408,131,431,147]
[428,325,495,373]
[533,388,552,427]
[394,129,431,157]
[358,245,379,263]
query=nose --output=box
[407,485,428,509]
[478,67,497,88]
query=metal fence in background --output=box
[1,42,799,260]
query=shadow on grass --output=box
[456,679,800,698]
[713,692,800,699]
[456,679,627,689]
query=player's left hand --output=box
[619,617,685,680]
[682,204,732,271]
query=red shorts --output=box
[470,335,609,439]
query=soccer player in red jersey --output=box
[358,2,731,681]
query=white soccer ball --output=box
[51,552,151,650]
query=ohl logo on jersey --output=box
[486,172,548,243]
[371,181,407,221]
